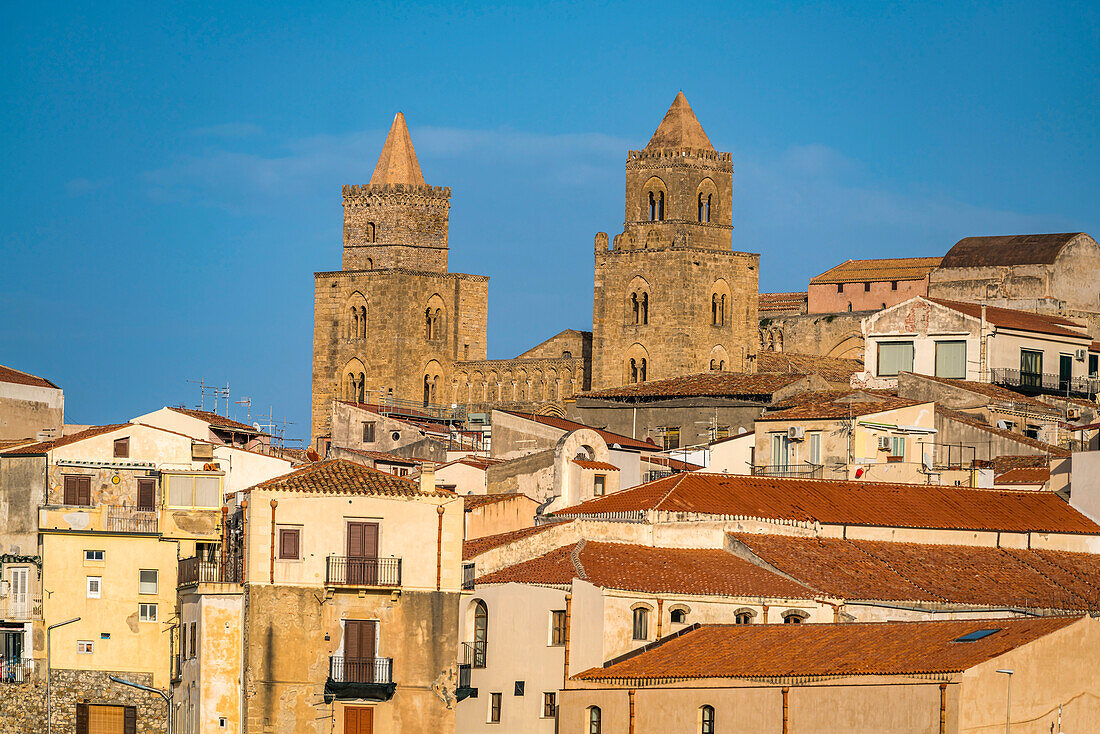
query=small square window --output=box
[593,475,605,496]
[362,422,376,443]
[863,282,871,292]
[87,576,101,599]
[550,611,566,646]
[140,603,158,622]
[542,692,557,718]
[84,550,104,562]
[278,528,301,560]
[139,569,158,595]
[114,437,130,459]
[77,641,94,654]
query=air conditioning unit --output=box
[787,426,805,441]
[1068,407,1081,420]
[192,442,214,461]
[877,436,892,451]
[1075,349,1087,361]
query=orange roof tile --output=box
[336,447,422,465]
[901,373,1061,415]
[168,407,267,434]
[462,523,564,560]
[730,534,1100,609]
[758,390,922,421]
[573,460,620,471]
[1,424,131,455]
[941,233,1088,268]
[553,472,1100,535]
[927,298,1091,339]
[574,617,1080,681]
[440,455,505,472]
[0,364,58,389]
[501,411,657,451]
[243,459,450,497]
[810,257,942,285]
[579,372,808,401]
[994,467,1051,485]
[758,292,807,313]
[477,541,816,599]
[463,493,536,512]
[754,352,865,384]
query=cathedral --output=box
[311,93,759,442]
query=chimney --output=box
[419,463,437,493]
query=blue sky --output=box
[2,1,1097,440]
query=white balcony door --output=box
[8,568,28,618]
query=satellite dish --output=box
[254,422,263,432]
[923,454,933,470]
[996,420,1009,430]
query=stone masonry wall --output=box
[341,184,450,272]
[0,668,164,734]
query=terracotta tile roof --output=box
[579,372,808,401]
[992,455,1051,473]
[994,467,1051,485]
[758,390,922,421]
[0,364,58,389]
[940,233,1088,268]
[643,455,703,471]
[573,617,1080,681]
[730,534,1100,609]
[755,352,864,384]
[645,92,714,151]
[501,411,657,451]
[243,459,450,497]
[573,460,620,471]
[167,407,265,434]
[1,424,130,455]
[927,298,1091,339]
[553,472,1100,535]
[936,406,1070,457]
[901,374,1061,415]
[477,541,816,598]
[758,292,807,313]
[462,523,562,560]
[339,401,454,434]
[463,493,535,512]
[1092,341,1100,352]
[336,447,421,465]
[810,257,942,285]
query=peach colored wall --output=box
[465,495,539,539]
[809,277,928,314]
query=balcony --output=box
[106,507,158,534]
[0,593,42,621]
[325,557,401,588]
[177,557,242,587]
[462,563,475,591]
[456,662,475,702]
[324,656,396,703]
[462,640,487,669]
[0,658,32,684]
[751,463,823,479]
[990,368,1099,399]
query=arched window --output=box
[711,294,719,325]
[472,600,488,667]
[671,608,688,624]
[639,358,647,382]
[629,359,638,384]
[718,360,724,370]
[632,607,648,640]
[705,194,712,223]
[425,308,434,339]
[588,706,602,734]
[720,294,726,325]
[366,222,376,242]
[783,610,808,624]
[641,293,649,325]
[365,258,373,270]
[631,293,640,324]
[735,610,754,625]
[847,302,853,312]
[698,193,705,223]
[648,191,657,221]
[657,191,665,221]
[700,705,715,734]
[562,350,572,359]
[346,372,365,403]
[359,307,367,338]
[709,359,717,371]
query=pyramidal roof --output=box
[646,92,714,151]
[369,112,426,186]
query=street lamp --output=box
[46,616,80,734]
[996,669,1014,734]
[110,676,173,734]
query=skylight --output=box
[952,628,1002,643]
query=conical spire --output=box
[645,92,714,151]
[369,112,426,186]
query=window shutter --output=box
[190,622,197,658]
[64,476,77,505]
[75,703,89,734]
[123,706,137,734]
[280,529,299,559]
[78,476,91,506]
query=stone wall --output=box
[757,311,868,361]
[0,668,165,734]
[450,357,586,408]
[341,183,451,272]
[0,454,46,554]
[311,269,489,442]
[0,381,63,442]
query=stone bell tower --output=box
[591,92,760,390]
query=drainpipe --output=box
[628,688,636,734]
[268,499,277,584]
[762,604,770,624]
[220,506,228,571]
[563,592,572,686]
[656,598,664,640]
[939,682,948,734]
[782,686,790,734]
[240,499,248,579]
[980,305,988,382]
[436,505,445,591]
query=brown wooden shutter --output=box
[64,476,78,505]
[123,706,137,734]
[190,622,197,658]
[75,703,89,734]
[347,523,363,558]
[114,437,129,458]
[279,529,299,559]
[137,478,156,511]
[77,476,91,506]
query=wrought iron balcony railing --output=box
[990,368,1099,399]
[462,563,475,591]
[328,656,392,684]
[325,556,401,587]
[751,463,823,479]
[461,640,487,669]
[106,507,158,534]
[177,557,243,587]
